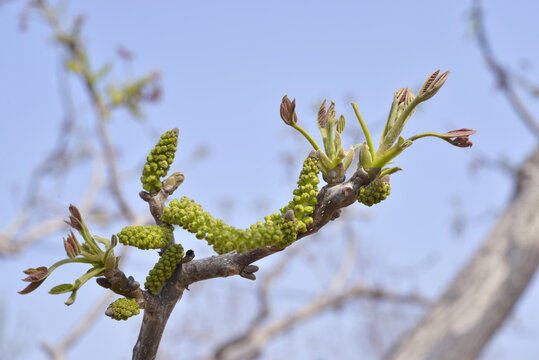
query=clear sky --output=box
[1,1,539,359]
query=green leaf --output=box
[49,283,74,295]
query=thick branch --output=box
[386,147,539,360]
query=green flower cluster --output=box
[144,244,184,295]
[117,224,174,250]
[106,297,140,321]
[357,178,391,207]
[161,154,320,254]
[140,128,179,193]
[279,155,320,232]
[161,197,289,254]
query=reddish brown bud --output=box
[445,128,476,147]
[63,231,81,258]
[280,95,297,125]
[449,136,474,147]
[318,99,327,128]
[65,205,83,231]
[68,204,82,223]
[418,69,450,101]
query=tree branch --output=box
[132,163,376,360]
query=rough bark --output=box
[386,147,539,360]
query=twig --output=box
[0,154,105,255]
[33,0,135,221]
[41,292,115,360]
[207,285,428,360]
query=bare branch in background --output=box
[386,2,539,359]
[41,292,115,360]
[204,221,428,360]
[387,147,539,360]
[471,0,539,138]
[41,245,139,360]
[209,286,427,360]
[0,154,105,255]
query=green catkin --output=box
[357,178,391,207]
[161,154,320,254]
[140,128,179,193]
[144,244,184,294]
[106,297,140,321]
[279,154,320,232]
[117,224,174,250]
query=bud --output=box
[163,172,185,192]
[418,69,450,101]
[358,143,373,168]
[408,128,476,148]
[280,95,297,125]
[64,205,83,231]
[336,115,345,133]
[317,99,327,128]
[63,231,81,258]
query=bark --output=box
[386,147,539,360]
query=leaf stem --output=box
[351,103,375,160]
[291,123,320,150]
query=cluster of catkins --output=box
[105,126,397,322]
[161,155,320,254]
[144,244,184,294]
[106,297,140,321]
[357,178,391,207]
[140,128,179,193]
[106,127,396,321]
[117,224,174,250]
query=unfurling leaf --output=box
[49,283,74,295]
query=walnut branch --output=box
[132,162,376,360]
[179,164,376,287]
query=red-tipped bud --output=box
[63,231,81,258]
[445,128,476,147]
[280,95,297,125]
[318,99,327,128]
[65,205,83,231]
[68,204,82,223]
[418,70,450,101]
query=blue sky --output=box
[1,1,539,359]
